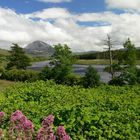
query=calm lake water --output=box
[28,61,112,83]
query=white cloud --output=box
[0,7,73,49]
[106,0,140,11]
[0,7,140,52]
[27,8,71,19]
[37,0,71,3]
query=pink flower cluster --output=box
[0,111,5,124]
[36,115,55,140]
[36,115,70,140]
[0,111,5,138]
[0,110,70,140]
[57,126,70,140]
[9,110,34,140]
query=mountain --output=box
[24,41,55,57]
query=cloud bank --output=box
[0,6,140,52]
[106,0,140,11]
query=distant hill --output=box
[76,47,140,60]
[74,50,98,55]
[24,41,55,57]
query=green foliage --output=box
[109,39,139,85]
[109,67,140,85]
[0,69,40,82]
[51,44,76,66]
[39,66,52,80]
[0,66,5,74]
[40,66,81,86]
[136,68,140,83]
[7,44,31,70]
[104,63,122,76]
[82,66,100,88]
[0,81,139,139]
[119,39,136,67]
[40,44,76,84]
[63,74,81,86]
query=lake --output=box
[28,61,112,83]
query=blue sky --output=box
[0,0,140,51]
[0,0,107,14]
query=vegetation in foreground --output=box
[0,110,70,140]
[0,80,140,139]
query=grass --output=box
[76,59,140,65]
[0,80,15,91]
[0,49,9,56]
[76,59,115,65]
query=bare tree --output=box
[107,34,113,78]
[103,34,123,78]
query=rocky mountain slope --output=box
[24,41,55,57]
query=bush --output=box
[136,68,140,83]
[0,81,139,139]
[63,74,81,86]
[0,66,5,77]
[39,66,52,80]
[82,65,100,88]
[0,69,40,82]
[109,67,138,85]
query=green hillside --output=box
[0,49,10,67]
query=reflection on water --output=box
[73,64,111,83]
[28,61,112,83]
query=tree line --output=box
[77,47,140,60]
[0,38,140,87]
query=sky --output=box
[0,0,140,52]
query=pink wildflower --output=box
[9,110,34,140]
[57,126,70,140]
[11,110,23,122]
[42,115,54,127]
[0,111,5,123]
[23,119,34,130]
[36,115,55,140]
[0,112,5,118]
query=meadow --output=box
[76,59,140,65]
[0,80,139,139]
[0,80,15,91]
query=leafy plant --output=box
[7,44,31,70]
[0,81,139,139]
[82,65,100,88]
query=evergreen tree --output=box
[82,66,100,88]
[7,44,31,69]
[41,44,76,83]
[110,39,138,85]
[120,38,136,67]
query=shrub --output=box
[136,68,140,83]
[109,67,138,85]
[0,69,40,82]
[63,74,81,86]
[0,81,139,139]
[39,66,53,80]
[7,44,31,70]
[82,65,100,88]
